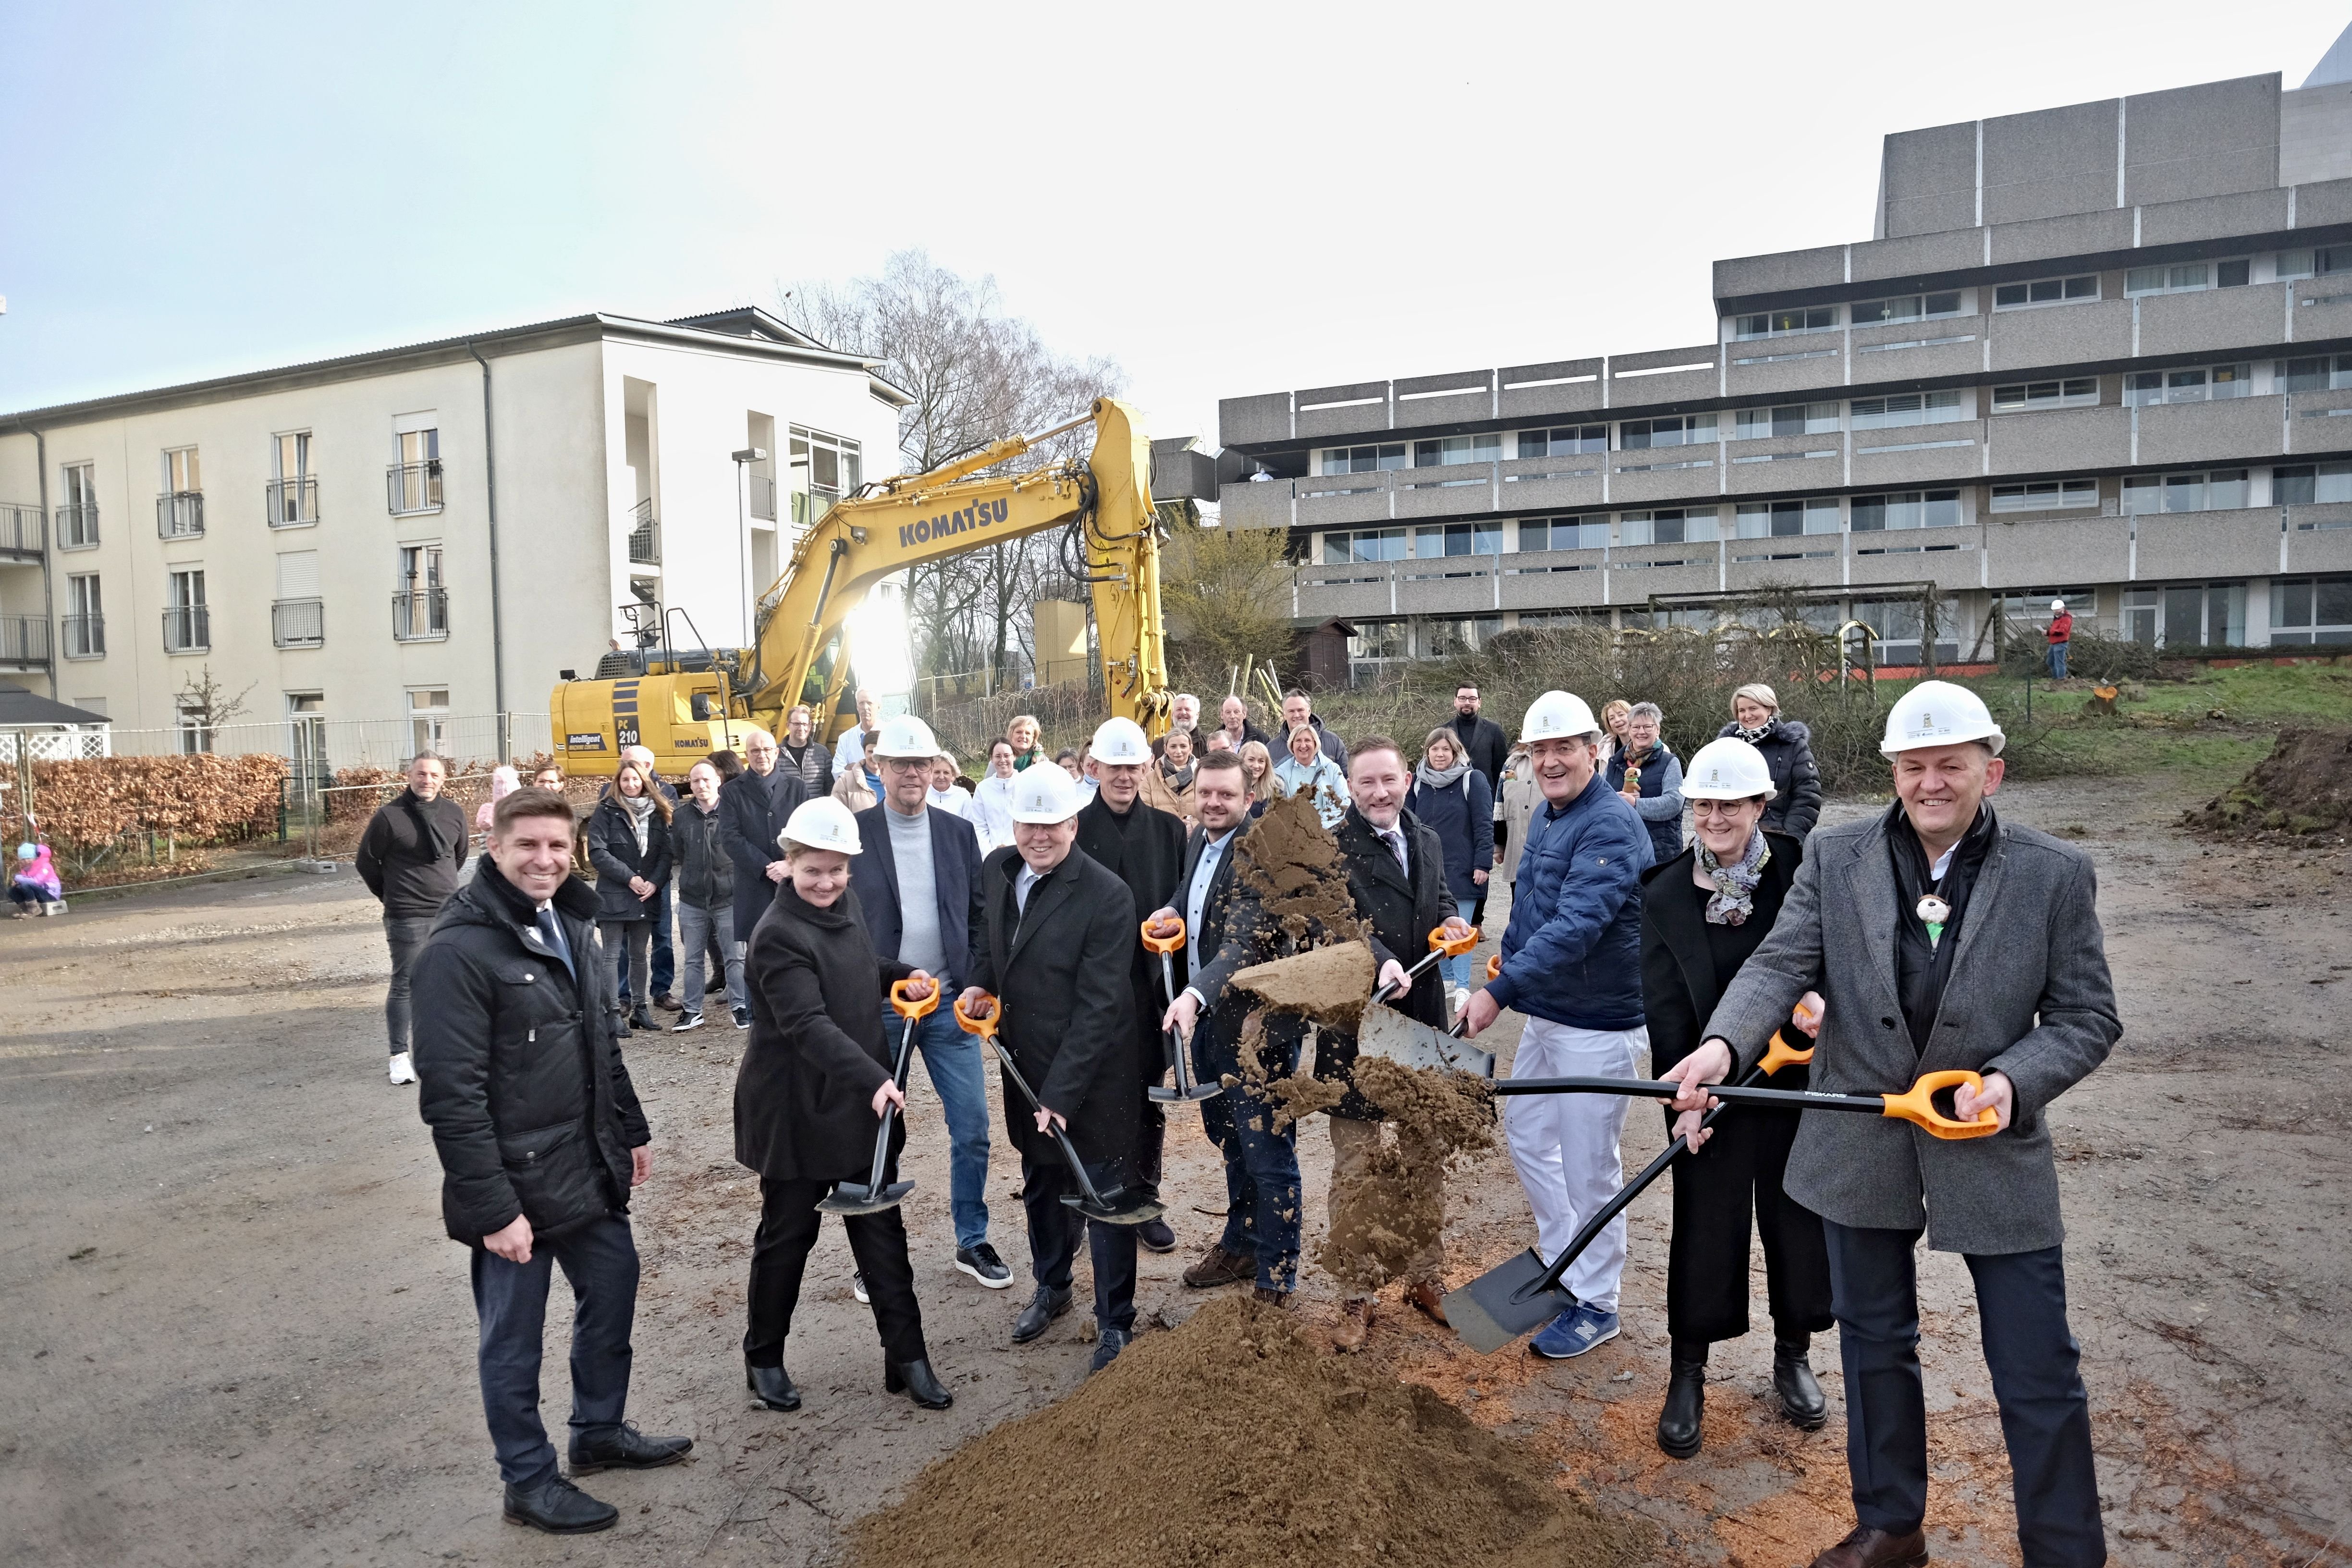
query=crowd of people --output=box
[362,674,2117,1568]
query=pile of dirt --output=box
[1233,791,1361,948]
[1232,940,1372,1022]
[2184,726,2352,837]
[845,1295,1648,1568]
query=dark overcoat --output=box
[1314,806,1456,1121]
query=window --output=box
[287,693,328,788]
[2124,364,2251,405]
[1620,507,1719,546]
[58,462,97,549]
[1996,587,2097,625]
[1412,434,1501,467]
[1849,390,1963,429]
[1347,620,1408,662]
[2122,469,2250,514]
[391,427,442,514]
[2276,248,2352,281]
[1993,274,2098,308]
[270,431,318,527]
[159,447,203,538]
[397,544,448,639]
[1517,425,1606,457]
[2271,576,2352,645]
[2125,262,2212,296]
[1619,414,1717,449]
[2277,355,2352,393]
[1321,528,1407,564]
[1990,479,2099,513]
[64,574,102,659]
[1420,617,1501,657]
[409,689,451,758]
[1518,516,1609,552]
[2130,582,2247,647]
[1992,378,2099,412]
[176,699,213,756]
[1734,498,1838,538]
[1412,522,1501,557]
[1732,306,1836,340]
[1852,596,1961,665]
[1318,443,1407,475]
[1733,401,1840,439]
[2274,463,2352,506]
[1850,292,1964,325]
[273,551,323,648]
[1850,490,1963,531]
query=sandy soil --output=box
[1,771,2344,1567]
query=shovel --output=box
[1445,1028,1818,1354]
[1491,1066,2001,1139]
[1139,918,1221,1103]
[1374,924,1481,1004]
[955,992,1165,1226]
[817,979,934,1217]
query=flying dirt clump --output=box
[844,1294,1651,1568]
[2184,726,2352,837]
[1317,1055,1494,1290]
[1233,790,1361,949]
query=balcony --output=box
[54,502,98,550]
[162,605,210,654]
[61,613,104,660]
[271,598,324,649]
[157,490,205,539]
[0,615,50,668]
[267,475,319,528]
[393,588,449,642]
[626,498,659,564]
[0,503,42,561]
[388,460,443,515]
[748,473,777,522]
[790,489,837,530]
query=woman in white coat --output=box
[969,738,1019,854]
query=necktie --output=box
[1381,827,1408,872]
[536,906,572,972]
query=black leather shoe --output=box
[568,1422,693,1474]
[1656,1342,1706,1459]
[1089,1325,1131,1372]
[503,1475,618,1533]
[1774,1338,1828,1430]
[629,1007,657,1032]
[746,1362,801,1411]
[1136,1217,1176,1253]
[885,1357,955,1409]
[1011,1284,1073,1343]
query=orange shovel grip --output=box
[1882,1070,2001,1139]
[953,992,1000,1040]
[890,979,940,1020]
[1485,953,1501,981]
[1426,924,1479,957]
[1140,917,1186,955]
[1755,1029,1814,1077]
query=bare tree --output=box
[173,664,256,753]
[1160,514,1298,690]
[783,251,1123,693]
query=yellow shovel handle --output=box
[1140,917,1186,955]
[953,992,1000,1040]
[890,978,940,1020]
[1427,924,1479,957]
[1883,1070,2002,1139]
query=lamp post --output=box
[730,447,765,649]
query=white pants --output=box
[1503,1017,1647,1312]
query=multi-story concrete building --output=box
[1218,54,2352,680]
[0,308,908,764]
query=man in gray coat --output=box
[1666,682,2119,1568]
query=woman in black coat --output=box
[1717,683,1822,841]
[1405,726,1493,996]
[1638,736,1831,1460]
[735,797,952,1414]
[587,760,672,1036]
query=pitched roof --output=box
[0,684,110,727]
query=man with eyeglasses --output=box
[718,728,809,1031]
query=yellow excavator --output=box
[549,397,1173,775]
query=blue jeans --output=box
[677,901,742,1016]
[2047,641,2068,680]
[908,1007,992,1250]
[469,1211,639,1489]
[1194,1015,1303,1291]
[1437,951,1470,990]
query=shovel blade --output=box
[1148,1084,1225,1103]
[816,1179,916,1217]
[1444,1249,1576,1355]
[1356,1006,1496,1079]
[1059,1188,1165,1226]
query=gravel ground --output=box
[1,771,2344,1567]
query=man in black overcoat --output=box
[718,727,808,1027]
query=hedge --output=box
[1,753,288,848]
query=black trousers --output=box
[1825,1221,2104,1566]
[1665,1106,1833,1344]
[1021,1151,1139,1332]
[745,1176,927,1367]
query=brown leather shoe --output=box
[1252,1286,1292,1308]
[1181,1244,1254,1289]
[1329,1298,1372,1352]
[1403,1280,1450,1327]
[1808,1524,1928,1568]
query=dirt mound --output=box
[2184,726,2352,837]
[845,1295,1649,1568]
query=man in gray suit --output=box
[1666,681,2119,1568]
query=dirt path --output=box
[1,772,2344,1567]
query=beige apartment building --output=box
[0,308,908,767]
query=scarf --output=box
[1415,754,1470,792]
[1160,760,1195,791]
[1696,828,1770,925]
[1734,715,1779,746]
[620,791,655,854]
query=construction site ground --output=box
[3,768,2345,1568]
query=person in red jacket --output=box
[2045,598,2073,681]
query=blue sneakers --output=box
[1530,1303,1620,1360]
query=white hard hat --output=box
[1683,738,1778,802]
[1882,680,2006,758]
[874,714,941,760]
[1090,716,1152,766]
[1520,689,1600,745]
[779,797,863,855]
[1009,761,1081,823]
[2049,598,2066,612]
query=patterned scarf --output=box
[1734,715,1778,746]
[1697,828,1770,925]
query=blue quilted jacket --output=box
[1490,771,1652,1031]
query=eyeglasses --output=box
[1690,800,1758,819]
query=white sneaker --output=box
[388,1051,418,1086]
[852,1272,870,1305]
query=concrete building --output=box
[0,308,909,765]
[1217,47,2352,680]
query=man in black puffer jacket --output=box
[413,788,690,1536]
[355,753,468,1087]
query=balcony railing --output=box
[0,615,50,666]
[0,503,44,558]
[790,489,836,529]
[267,476,319,528]
[162,604,210,654]
[55,502,98,550]
[393,588,449,641]
[388,460,444,514]
[157,490,205,538]
[61,613,104,659]
[272,598,324,648]
[748,473,777,521]
[626,498,659,564]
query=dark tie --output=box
[536,906,572,972]
[1381,827,1408,872]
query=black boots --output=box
[746,1362,801,1411]
[568,1424,693,1474]
[886,1357,955,1409]
[504,1475,618,1533]
[1012,1284,1073,1343]
[1774,1335,1828,1430]
[1656,1340,1707,1458]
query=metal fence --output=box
[105,711,556,776]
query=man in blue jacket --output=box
[1460,689,1652,1360]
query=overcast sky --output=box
[1,3,2343,459]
